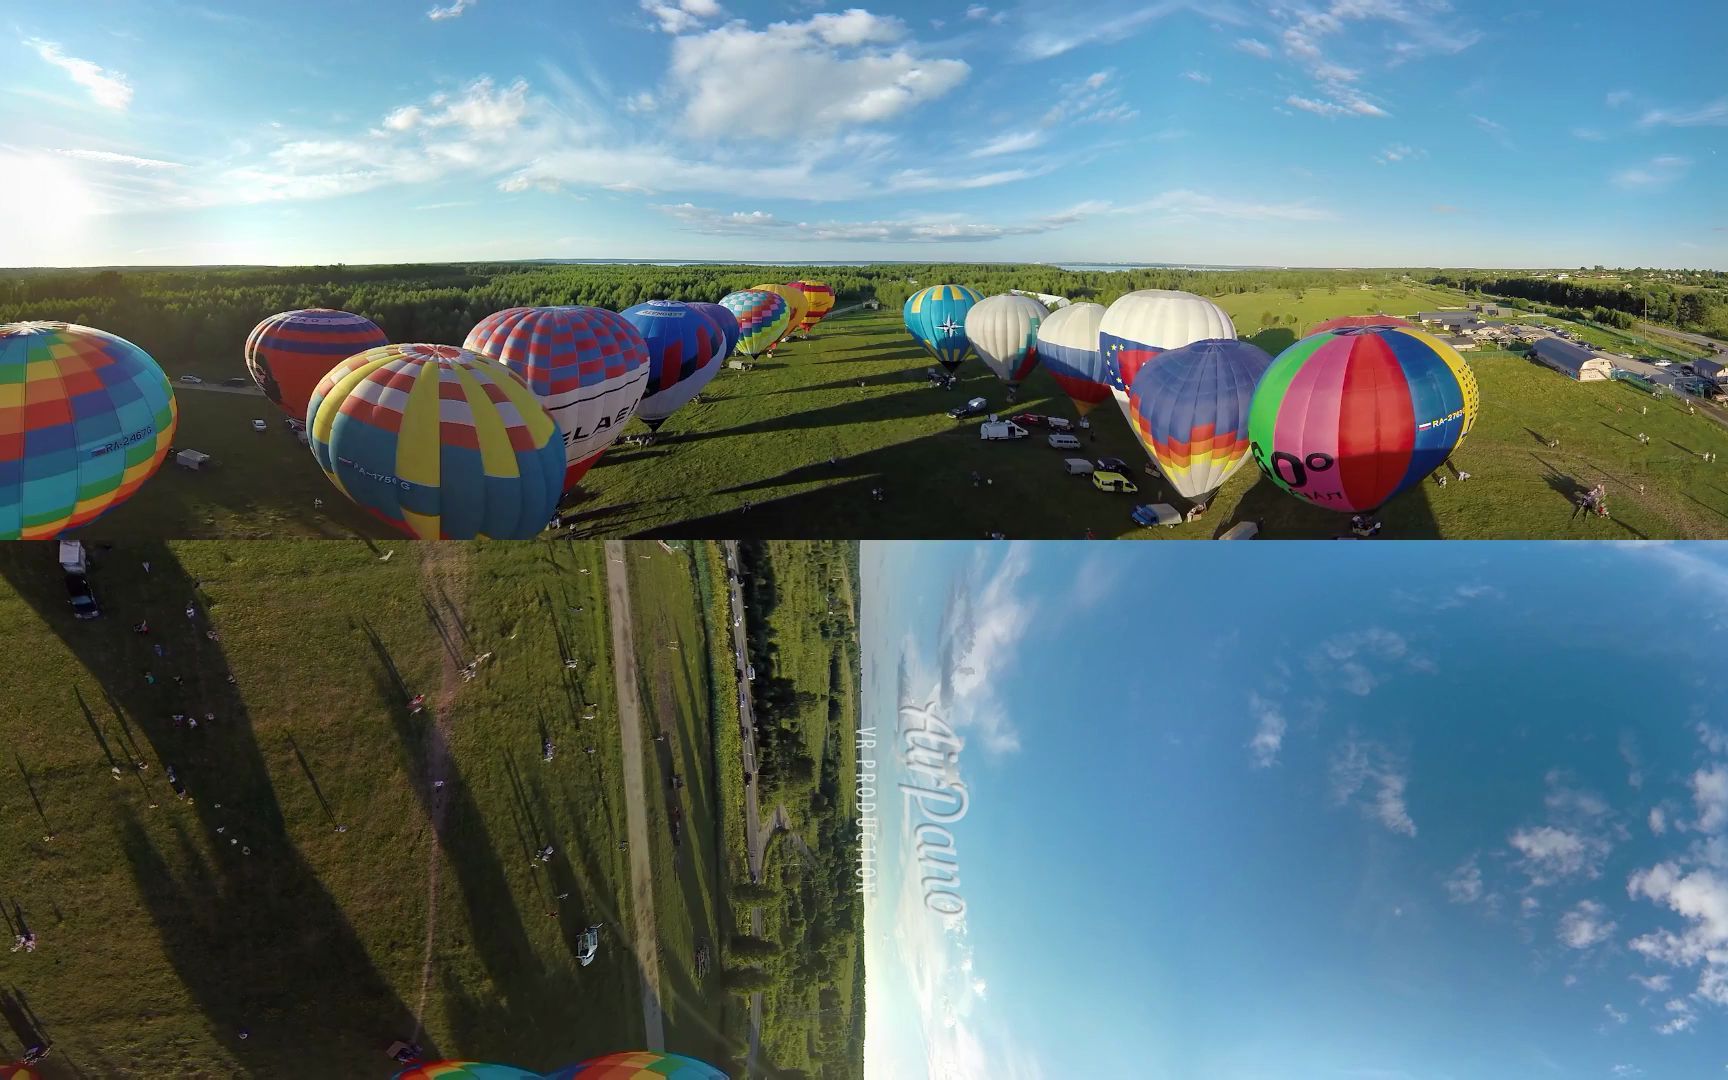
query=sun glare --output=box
[0,152,101,263]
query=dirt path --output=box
[412,544,467,1038]
[604,540,666,1051]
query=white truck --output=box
[979,420,1029,441]
[58,539,87,574]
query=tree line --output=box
[1426,271,1726,336]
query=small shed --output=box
[1532,337,1612,381]
[1694,358,1728,381]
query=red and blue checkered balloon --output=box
[463,306,650,491]
[0,321,178,539]
[245,308,389,423]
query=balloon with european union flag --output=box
[1035,301,1108,418]
[307,343,564,539]
[620,300,723,432]
[1247,325,1480,514]
[1098,290,1235,427]
[246,308,390,423]
[904,284,982,372]
[1127,338,1272,503]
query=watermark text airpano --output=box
[860,695,970,917]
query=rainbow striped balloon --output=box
[307,344,564,539]
[0,321,178,540]
[541,1050,729,1079]
[1128,338,1272,501]
[393,1062,541,1080]
[1248,326,1480,513]
[719,291,790,359]
[246,308,389,423]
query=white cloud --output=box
[1472,114,1514,147]
[1607,90,1633,108]
[1247,692,1287,769]
[1694,766,1728,833]
[652,200,1097,243]
[1613,155,1691,191]
[26,39,133,110]
[1445,856,1484,904]
[50,148,183,170]
[1235,37,1273,57]
[1042,69,1139,126]
[1604,1004,1629,1026]
[1183,70,1211,83]
[1119,190,1335,223]
[1632,973,1671,993]
[964,3,1008,23]
[641,0,724,34]
[1652,807,1669,836]
[668,13,968,139]
[1558,899,1617,949]
[929,544,1037,754]
[969,130,1046,159]
[427,0,477,20]
[1309,627,1428,695]
[1625,862,1728,1008]
[1330,736,1416,837]
[1375,143,1426,164]
[1017,0,1236,60]
[1287,93,1389,118]
[1639,97,1728,128]
[1511,826,1607,887]
[1572,127,1606,141]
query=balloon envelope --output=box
[620,301,723,430]
[905,284,983,372]
[462,306,650,491]
[1035,302,1108,417]
[307,343,564,539]
[751,284,807,344]
[1305,314,1416,337]
[541,1050,729,1079]
[246,308,390,423]
[0,321,178,540]
[719,291,790,359]
[790,280,835,333]
[687,302,741,363]
[1128,338,1273,501]
[1248,326,1480,513]
[1098,290,1235,423]
[394,1062,542,1080]
[1,1066,43,1079]
[965,294,1047,387]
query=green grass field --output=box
[0,541,724,1075]
[69,282,1728,540]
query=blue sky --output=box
[2,0,1724,268]
[863,540,1728,1080]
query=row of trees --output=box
[1427,271,1725,335]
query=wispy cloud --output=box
[1247,692,1288,769]
[1375,143,1426,164]
[1234,37,1272,58]
[1557,898,1617,949]
[1639,96,1728,128]
[1330,735,1416,837]
[929,544,1037,754]
[1309,627,1432,696]
[968,130,1046,159]
[640,0,723,34]
[1445,856,1485,903]
[1613,155,1691,191]
[25,39,133,110]
[427,0,478,20]
[1509,771,1616,888]
[1183,70,1211,84]
[50,148,183,170]
[1017,1,1241,61]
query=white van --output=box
[1062,457,1095,475]
[1048,432,1081,450]
[58,539,87,574]
[176,449,212,470]
[979,420,1028,441]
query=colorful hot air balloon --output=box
[965,294,1047,391]
[0,321,178,540]
[1098,291,1235,425]
[1304,314,1416,337]
[791,280,835,336]
[1035,302,1108,417]
[751,284,807,346]
[620,301,723,432]
[1247,326,1481,514]
[541,1050,729,1079]
[688,302,741,363]
[905,284,983,372]
[1127,339,1273,503]
[462,306,649,491]
[245,308,390,423]
[719,291,790,359]
[307,343,564,539]
[1,1065,44,1080]
[393,1062,542,1080]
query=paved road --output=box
[1635,320,1728,356]
[604,540,666,1051]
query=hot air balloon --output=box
[1127,339,1273,503]
[1098,291,1235,425]
[790,280,835,336]
[462,307,650,491]
[541,1050,729,1079]
[307,343,564,539]
[245,308,390,423]
[1304,314,1416,337]
[688,302,741,363]
[1035,302,1108,418]
[620,301,723,432]
[964,294,1047,396]
[393,1062,541,1080]
[719,291,790,359]
[1247,326,1480,514]
[0,321,178,540]
[1,1064,43,1079]
[751,284,807,347]
[905,284,983,372]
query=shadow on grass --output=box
[0,542,423,1074]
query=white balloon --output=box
[1097,290,1235,425]
[964,293,1049,388]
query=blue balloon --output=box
[904,284,982,372]
[619,300,724,430]
[688,301,741,363]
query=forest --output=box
[1426,270,1728,337]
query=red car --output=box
[1011,412,1044,426]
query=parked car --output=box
[65,574,99,620]
[1092,469,1139,494]
[1095,456,1131,475]
[947,397,988,419]
[1010,412,1044,426]
[746,665,755,681]
[1048,432,1081,450]
[178,374,203,384]
[251,419,267,432]
[576,924,601,967]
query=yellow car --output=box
[1092,470,1139,494]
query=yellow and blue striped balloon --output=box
[307,343,564,539]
